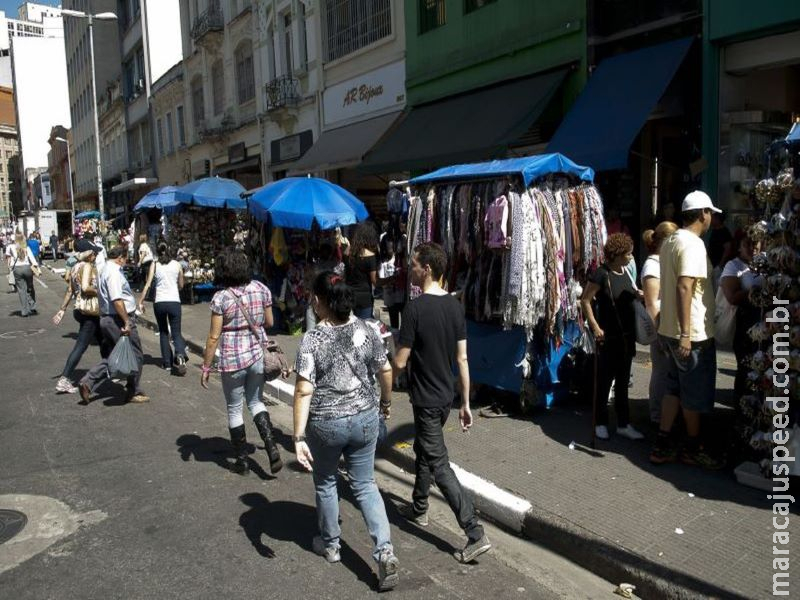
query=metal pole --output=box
[88,17,105,219]
[65,141,75,229]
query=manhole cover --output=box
[0,509,27,544]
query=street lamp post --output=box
[61,10,118,222]
[54,137,74,228]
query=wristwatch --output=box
[293,435,306,443]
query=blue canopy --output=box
[787,121,800,143]
[75,210,102,220]
[548,37,693,171]
[408,154,594,187]
[247,177,369,230]
[133,186,181,214]
[175,177,247,210]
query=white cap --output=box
[682,190,721,213]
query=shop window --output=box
[191,77,205,127]
[419,0,446,33]
[283,13,293,76]
[235,40,255,104]
[464,0,497,13]
[212,60,224,115]
[323,0,392,63]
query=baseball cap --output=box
[682,190,722,213]
[75,238,101,254]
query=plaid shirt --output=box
[210,280,273,372]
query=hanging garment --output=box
[484,195,510,249]
[270,227,289,267]
[386,188,405,214]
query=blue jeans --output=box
[220,359,266,428]
[153,301,187,368]
[61,310,106,379]
[307,408,392,562]
[354,305,374,320]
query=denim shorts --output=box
[658,335,717,413]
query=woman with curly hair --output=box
[345,223,379,319]
[580,233,645,441]
[200,247,283,475]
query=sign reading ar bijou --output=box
[323,60,405,128]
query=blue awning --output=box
[408,154,594,187]
[548,38,693,172]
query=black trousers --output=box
[594,334,634,428]
[412,404,484,542]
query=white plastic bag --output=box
[108,335,138,379]
[714,286,737,350]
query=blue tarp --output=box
[466,322,527,394]
[133,186,181,214]
[175,177,247,210]
[408,154,594,187]
[75,210,102,220]
[787,121,800,143]
[547,37,693,172]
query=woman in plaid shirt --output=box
[200,248,282,475]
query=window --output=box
[283,14,293,75]
[141,122,151,164]
[176,105,186,146]
[156,118,164,156]
[191,77,205,126]
[464,0,497,13]
[419,0,446,33]
[166,112,175,153]
[323,0,392,63]
[212,60,224,115]
[235,41,255,104]
[299,2,308,69]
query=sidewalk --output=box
[134,294,783,599]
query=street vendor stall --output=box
[404,153,605,408]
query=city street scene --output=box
[0,1,798,598]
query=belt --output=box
[102,312,137,318]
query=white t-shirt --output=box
[378,257,401,305]
[640,254,661,313]
[721,257,757,291]
[658,229,715,341]
[154,260,182,304]
[9,244,37,267]
[139,242,154,264]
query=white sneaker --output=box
[55,376,78,394]
[595,425,610,440]
[617,425,645,440]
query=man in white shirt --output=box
[79,246,149,404]
[650,191,722,469]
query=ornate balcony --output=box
[265,75,300,112]
[191,8,224,43]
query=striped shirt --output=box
[210,280,273,372]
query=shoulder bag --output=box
[230,291,290,381]
[74,263,100,316]
[624,267,657,345]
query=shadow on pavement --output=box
[380,490,459,557]
[176,434,273,480]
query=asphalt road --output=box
[0,269,616,600]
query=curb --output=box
[135,309,741,600]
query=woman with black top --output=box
[580,233,645,441]
[345,223,379,319]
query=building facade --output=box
[46,125,73,212]
[0,85,20,221]
[151,62,190,186]
[702,0,800,222]
[0,3,65,88]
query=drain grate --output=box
[0,509,27,544]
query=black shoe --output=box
[229,425,249,475]
[254,412,283,474]
[459,535,491,563]
[398,504,428,527]
[173,355,187,376]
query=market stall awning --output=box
[359,69,568,173]
[111,177,158,192]
[547,38,693,172]
[288,111,403,175]
[408,154,594,187]
[133,186,181,214]
[175,177,247,210]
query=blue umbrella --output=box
[175,176,247,210]
[247,177,369,230]
[75,210,102,220]
[133,186,181,214]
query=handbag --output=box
[714,285,737,351]
[74,263,100,317]
[633,300,658,345]
[230,291,290,381]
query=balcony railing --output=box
[191,8,224,41]
[265,75,300,112]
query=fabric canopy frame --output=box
[133,186,182,214]
[408,153,594,187]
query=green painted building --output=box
[702,0,800,219]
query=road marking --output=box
[34,277,47,289]
[0,329,46,339]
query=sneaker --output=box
[398,504,428,527]
[679,447,725,470]
[312,536,341,563]
[616,425,645,440]
[460,535,491,563]
[56,377,78,394]
[649,443,678,464]
[595,425,610,440]
[129,393,150,404]
[78,382,93,405]
[173,355,187,376]
[377,548,399,591]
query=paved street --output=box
[0,267,617,599]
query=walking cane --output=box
[591,348,598,450]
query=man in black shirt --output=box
[393,242,491,563]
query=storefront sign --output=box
[228,142,246,164]
[270,130,313,165]
[323,60,405,128]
